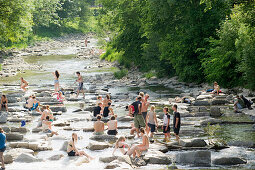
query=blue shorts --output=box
[148,123,156,132]
[54,80,59,84]
[78,82,83,90]
[0,147,6,152]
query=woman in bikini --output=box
[103,94,112,107]
[0,95,8,112]
[42,116,58,136]
[53,70,60,92]
[136,128,149,154]
[20,77,28,91]
[112,136,141,158]
[67,133,93,160]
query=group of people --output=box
[234,95,253,113]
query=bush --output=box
[114,69,128,79]
[145,71,156,79]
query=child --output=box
[162,107,170,142]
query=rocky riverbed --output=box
[0,34,255,170]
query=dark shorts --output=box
[148,123,156,132]
[163,126,170,133]
[142,112,147,121]
[1,104,6,108]
[107,130,118,135]
[68,150,76,156]
[174,127,180,135]
[78,82,83,90]
[0,147,6,152]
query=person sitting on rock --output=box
[107,116,118,135]
[93,102,102,117]
[25,95,32,109]
[146,105,158,138]
[234,95,245,113]
[103,94,112,108]
[0,128,6,170]
[20,77,28,91]
[103,102,114,117]
[67,133,94,160]
[56,91,65,102]
[30,95,40,112]
[96,96,103,106]
[240,95,253,110]
[0,95,8,112]
[112,136,141,158]
[130,123,136,135]
[209,82,220,95]
[42,116,58,136]
[94,115,104,135]
[136,128,149,155]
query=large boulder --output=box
[117,116,134,122]
[193,100,210,106]
[88,141,109,151]
[144,151,172,164]
[6,133,23,140]
[50,106,67,112]
[15,153,39,163]
[213,157,247,165]
[60,141,68,151]
[0,112,8,123]
[184,139,207,147]
[11,127,29,133]
[4,148,34,164]
[90,135,117,142]
[228,140,255,148]
[211,99,229,105]
[99,156,118,163]
[176,150,211,167]
[210,107,222,117]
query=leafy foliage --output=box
[114,69,128,79]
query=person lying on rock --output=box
[94,102,103,117]
[67,133,94,160]
[112,136,141,158]
[209,81,220,95]
[240,95,253,110]
[107,116,118,135]
[136,128,149,155]
[0,95,8,112]
[94,115,104,135]
[20,77,28,91]
[42,116,58,136]
[103,102,114,117]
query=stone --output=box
[117,116,134,122]
[50,106,67,112]
[144,151,172,164]
[9,142,29,148]
[90,135,117,142]
[28,142,39,151]
[193,100,210,106]
[196,95,213,100]
[83,127,94,132]
[211,99,229,105]
[60,141,68,151]
[200,118,222,126]
[176,150,211,167]
[15,153,39,163]
[210,107,222,117]
[2,126,10,133]
[184,139,207,147]
[88,141,109,150]
[105,161,120,169]
[4,154,14,164]
[11,127,29,133]
[0,112,8,123]
[53,122,70,127]
[213,157,247,165]
[6,133,24,140]
[48,154,64,161]
[32,128,42,133]
[228,140,255,148]
[99,156,118,163]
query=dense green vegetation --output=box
[0,0,96,48]
[98,0,255,89]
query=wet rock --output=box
[84,107,94,112]
[193,100,210,106]
[211,99,229,105]
[0,112,8,123]
[228,140,255,148]
[184,139,207,147]
[15,153,39,163]
[132,157,147,166]
[50,106,67,112]
[73,109,82,112]
[32,128,42,133]
[213,157,247,165]
[60,141,68,151]
[99,156,118,163]
[53,122,70,127]
[11,127,29,133]
[210,107,222,117]
[105,160,120,169]
[176,150,211,167]
[168,165,178,169]
[90,135,117,142]
[125,135,135,140]
[88,141,109,150]
[117,116,134,122]
[6,133,24,140]
[2,126,10,133]
[48,154,64,161]
[83,127,94,132]
[200,118,222,126]
[144,151,172,164]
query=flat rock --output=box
[176,150,211,167]
[193,100,210,106]
[210,107,222,117]
[213,157,247,165]
[60,141,68,151]
[211,99,229,105]
[0,112,8,123]
[90,135,117,142]
[83,127,94,132]
[48,154,64,161]
[228,140,255,148]
[88,141,109,150]
[15,153,39,163]
[11,127,29,133]
[200,118,222,126]
[144,151,171,164]
[6,133,24,140]
[184,139,207,147]
[117,116,134,122]
[99,156,118,163]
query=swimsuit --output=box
[103,106,110,117]
[68,150,76,156]
[78,82,83,90]
[54,79,59,84]
[107,129,118,135]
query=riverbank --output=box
[0,33,254,169]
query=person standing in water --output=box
[172,104,181,144]
[162,107,171,142]
[0,95,8,112]
[75,72,85,99]
[53,70,60,92]
[20,77,28,91]
[0,128,6,170]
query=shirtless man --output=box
[141,94,150,121]
[20,77,28,91]
[94,115,104,135]
[75,72,85,99]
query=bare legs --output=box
[0,152,5,169]
[76,151,94,160]
[21,84,27,91]
[54,83,59,92]
[76,90,85,99]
